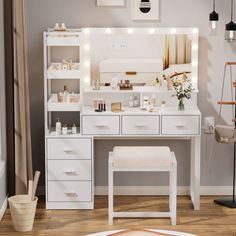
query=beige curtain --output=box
[14,0,33,194]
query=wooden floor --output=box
[1,196,236,236]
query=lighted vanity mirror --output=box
[81,28,198,90]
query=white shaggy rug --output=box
[87,229,196,236]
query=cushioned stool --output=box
[108,146,177,225]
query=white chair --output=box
[108,146,177,226]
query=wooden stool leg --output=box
[108,159,114,225]
[171,161,177,226]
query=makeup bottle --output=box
[72,124,77,134]
[63,85,70,102]
[56,118,62,135]
[129,96,134,108]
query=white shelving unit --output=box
[44,29,94,209]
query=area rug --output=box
[87,229,197,236]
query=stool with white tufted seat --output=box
[108,146,177,225]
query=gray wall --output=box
[27,0,236,189]
[0,0,7,207]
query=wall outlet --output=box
[204,116,215,134]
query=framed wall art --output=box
[97,0,125,7]
[131,0,160,20]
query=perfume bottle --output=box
[72,124,77,134]
[62,124,68,135]
[56,118,62,135]
[63,85,70,102]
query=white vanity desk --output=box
[44,27,201,211]
[81,105,201,210]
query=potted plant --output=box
[172,74,193,110]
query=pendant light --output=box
[209,0,219,30]
[225,0,236,41]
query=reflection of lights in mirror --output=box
[225,0,236,41]
[209,0,219,30]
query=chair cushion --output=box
[112,146,173,168]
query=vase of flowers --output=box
[172,74,193,111]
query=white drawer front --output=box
[48,181,92,202]
[48,160,92,181]
[82,116,120,135]
[122,115,159,135]
[47,138,92,159]
[161,116,200,135]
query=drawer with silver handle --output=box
[82,115,120,135]
[122,115,160,135]
[47,160,92,181]
[47,138,92,159]
[47,181,92,202]
[161,115,200,135]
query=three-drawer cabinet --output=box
[46,137,93,209]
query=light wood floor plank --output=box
[0,196,236,236]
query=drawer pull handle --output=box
[175,124,185,128]
[65,192,78,197]
[135,124,146,128]
[95,124,108,128]
[63,149,75,153]
[64,170,78,176]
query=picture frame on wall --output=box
[131,0,160,20]
[97,0,125,7]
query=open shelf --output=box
[46,127,81,138]
[48,94,80,111]
[47,63,80,79]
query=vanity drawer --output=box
[48,160,92,181]
[47,181,92,202]
[47,138,92,159]
[122,115,160,135]
[161,116,200,135]
[82,115,120,135]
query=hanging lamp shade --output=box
[209,0,219,30]
[225,0,236,41]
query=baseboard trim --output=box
[95,186,235,196]
[38,185,235,196]
[0,197,8,221]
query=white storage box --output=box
[100,58,163,84]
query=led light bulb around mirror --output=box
[106,28,112,34]
[84,28,90,34]
[84,77,90,83]
[128,28,133,34]
[84,44,90,51]
[192,61,198,67]
[149,28,155,34]
[192,44,198,50]
[192,28,199,34]
[171,28,177,34]
[84,61,90,67]
[192,77,198,83]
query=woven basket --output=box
[8,195,38,232]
